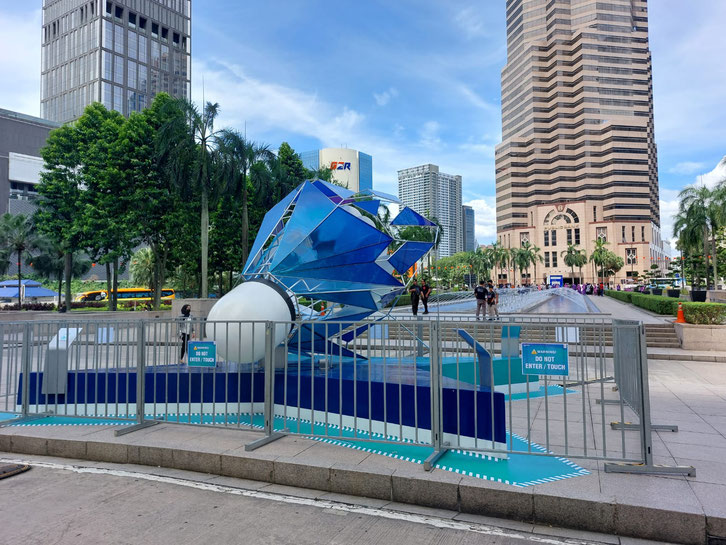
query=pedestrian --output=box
[409,280,421,316]
[474,280,487,320]
[420,280,431,314]
[486,285,500,320]
[178,303,194,364]
[599,282,604,296]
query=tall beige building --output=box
[495,0,666,285]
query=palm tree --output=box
[160,99,221,298]
[562,244,587,284]
[589,238,610,285]
[0,214,41,305]
[490,242,508,286]
[509,247,520,287]
[216,130,275,272]
[518,242,542,285]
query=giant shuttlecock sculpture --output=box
[207,179,437,362]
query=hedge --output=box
[682,303,726,325]
[0,302,56,311]
[605,290,678,315]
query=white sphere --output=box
[207,280,294,363]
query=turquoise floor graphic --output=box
[7,412,588,488]
[0,412,20,422]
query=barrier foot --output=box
[114,420,158,437]
[245,431,286,452]
[604,462,696,477]
[423,448,448,471]
[610,421,679,432]
[0,414,51,428]
[597,399,622,405]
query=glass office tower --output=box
[41,0,191,123]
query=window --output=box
[151,22,159,38]
[128,12,136,27]
[127,90,136,112]
[161,27,169,42]
[114,23,124,53]
[105,1,112,15]
[551,229,557,246]
[626,248,637,265]
[139,17,147,30]
[544,252,550,267]
[597,227,607,242]
[128,60,137,88]
[128,30,137,59]
[593,206,597,222]
[574,228,580,245]
[632,226,636,242]
[114,54,123,83]
[114,5,123,20]
[622,226,626,241]
[102,81,112,108]
[113,85,123,113]
[641,226,645,242]
[139,34,147,61]
[138,64,147,90]
[552,252,558,267]
[173,32,180,46]
[544,231,549,246]
[103,19,113,49]
[102,50,112,80]
[567,229,572,245]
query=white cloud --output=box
[668,161,705,175]
[418,120,441,149]
[464,197,497,244]
[453,7,487,39]
[373,87,398,106]
[697,156,726,188]
[0,9,42,116]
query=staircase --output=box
[644,323,681,349]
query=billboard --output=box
[319,148,360,192]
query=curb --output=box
[0,430,720,544]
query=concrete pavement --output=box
[1,351,725,544]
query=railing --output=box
[0,316,693,475]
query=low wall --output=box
[674,322,726,352]
[708,290,726,304]
[0,310,171,322]
[171,298,217,320]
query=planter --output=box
[667,289,681,298]
[690,290,708,302]
[651,288,663,296]
[674,322,726,351]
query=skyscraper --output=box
[462,205,476,252]
[398,164,463,258]
[495,0,665,285]
[41,0,191,123]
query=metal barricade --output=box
[0,315,694,476]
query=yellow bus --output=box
[74,288,176,302]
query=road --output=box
[0,457,642,545]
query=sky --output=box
[1,1,725,248]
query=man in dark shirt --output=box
[409,280,421,316]
[474,280,487,320]
[420,280,431,314]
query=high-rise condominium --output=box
[41,0,191,123]
[495,0,666,285]
[462,205,477,252]
[398,164,463,259]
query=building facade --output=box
[398,164,463,259]
[495,0,666,285]
[300,148,373,193]
[41,0,191,123]
[0,109,60,215]
[462,205,476,252]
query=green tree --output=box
[75,103,129,311]
[160,99,222,299]
[562,244,587,284]
[0,214,41,305]
[31,236,91,307]
[36,122,86,308]
[130,247,154,288]
[589,238,610,285]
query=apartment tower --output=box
[495,0,665,285]
[41,0,191,123]
[462,205,477,252]
[398,164,463,259]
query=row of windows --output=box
[544,252,558,268]
[104,2,188,50]
[42,51,99,98]
[41,81,100,123]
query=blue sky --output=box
[1,1,725,246]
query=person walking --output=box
[420,280,431,314]
[474,280,487,320]
[486,285,500,320]
[409,280,421,316]
[178,303,194,364]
